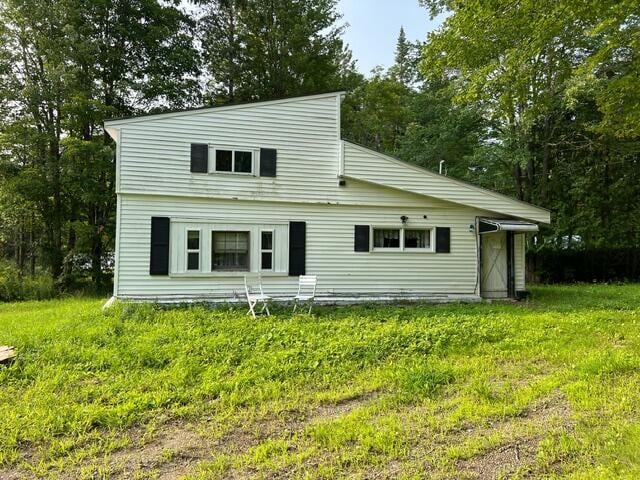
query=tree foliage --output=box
[199,0,355,103]
[415,0,640,247]
[0,0,200,288]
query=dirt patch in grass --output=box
[0,466,31,480]
[0,422,208,480]
[312,390,380,421]
[216,390,381,454]
[100,421,208,479]
[0,391,383,480]
[457,391,574,479]
[209,391,382,479]
[458,438,539,479]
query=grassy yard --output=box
[0,285,639,479]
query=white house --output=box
[103,92,550,304]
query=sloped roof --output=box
[342,141,550,224]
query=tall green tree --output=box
[388,26,421,87]
[0,0,200,287]
[418,0,640,247]
[398,78,485,178]
[61,0,200,287]
[341,28,420,153]
[341,72,412,152]
[198,0,355,103]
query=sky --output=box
[337,0,446,75]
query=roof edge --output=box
[104,91,346,126]
[343,140,551,223]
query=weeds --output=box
[0,284,639,478]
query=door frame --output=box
[506,231,515,298]
[479,229,516,299]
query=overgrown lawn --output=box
[0,284,639,479]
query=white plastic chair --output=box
[244,274,271,318]
[292,275,317,314]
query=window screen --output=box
[211,231,249,271]
[404,229,431,249]
[373,229,400,248]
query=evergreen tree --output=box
[389,26,419,87]
[199,0,355,103]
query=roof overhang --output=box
[479,218,539,234]
[342,142,551,224]
[105,126,119,141]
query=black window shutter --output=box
[260,148,277,177]
[435,227,451,253]
[354,225,370,252]
[288,221,306,276]
[190,143,208,173]
[150,217,170,275]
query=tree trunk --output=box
[514,164,524,201]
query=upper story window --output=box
[191,144,276,177]
[214,148,253,174]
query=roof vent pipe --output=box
[439,160,446,175]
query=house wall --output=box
[107,93,543,301]
[115,94,348,203]
[115,192,485,301]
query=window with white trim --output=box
[404,229,431,249]
[186,230,200,270]
[372,227,434,252]
[170,222,287,274]
[214,148,253,174]
[260,230,274,270]
[373,228,400,249]
[211,231,250,271]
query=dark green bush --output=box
[0,263,55,302]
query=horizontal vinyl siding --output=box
[116,194,483,299]
[114,93,550,221]
[514,233,526,291]
[343,142,550,224]
[118,96,343,203]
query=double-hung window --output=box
[260,230,274,270]
[186,230,201,270]
[211,231,250,271]
[214,148,253,174]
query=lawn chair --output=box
[292,275,317,314]
[244,274,271,318]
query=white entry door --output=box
[481,232,508,298]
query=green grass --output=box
[0,284,639,479]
